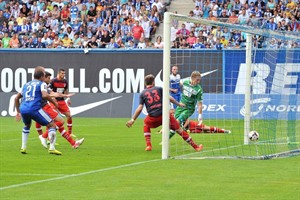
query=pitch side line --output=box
[0,159,161,191]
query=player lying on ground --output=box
[183,119,231,134]
[36,71,84,149]
[126,74,203,152]
[159,119,231,135]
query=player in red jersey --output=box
[36,71,84,149]
[183,119,231,134]
[126,74,203,151]
[49,68,73,135]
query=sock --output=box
[178,129,198,149]
[169,130,176,139]
[48,128,57,150]
[55,120,75,145]
[21,127,30,149]
[144,133,151,147]
[186,137,198,149]
[35,123,43,135]
[215,127,225,133]
[67,118,72,134]
[42,127,49,139]
[61,130,76,146]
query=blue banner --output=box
[133,93,300,120]
[225,50,300,95]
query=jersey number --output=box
[25,85,37,101]
[145,90,160,104]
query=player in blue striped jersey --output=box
[15,67,62,155]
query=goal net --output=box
[162,12,300,160]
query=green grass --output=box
[0,117,299,200]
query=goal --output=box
[162,12,300,160]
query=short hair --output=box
[34,66,45,73]
[58,68,65,73]
[34,70,45,79]
[45,71,52,78]
[191,71,201,79]
[144,74,155,86]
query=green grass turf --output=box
[0,117,299,200]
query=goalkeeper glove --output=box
[198,114,203,125]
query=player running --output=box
[50,68,74,136]
[36,71,84,149]
[126,74,203,151]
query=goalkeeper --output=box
[170,70,203,139]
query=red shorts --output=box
[42,104,58,119]
[143,113,180,132]
[56,100,70,114]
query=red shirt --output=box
[131,25,144,40]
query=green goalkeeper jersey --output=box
[175,80,203,124]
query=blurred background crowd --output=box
[0,0,299,49]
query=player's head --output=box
[144,74,155,86]
[171,66,178,75]
[57,68,66,79]
[34,66,45,74]
[44,71,52,84]
[190,71,201,85]
[34,70,45,80]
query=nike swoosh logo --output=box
[155,69,218,87]
[69,96,122,116]
[181,69,218,82]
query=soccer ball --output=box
[248,131,259,141]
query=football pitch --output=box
[0,117,299,200]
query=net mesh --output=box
[164,13,300,159]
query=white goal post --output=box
[162,12,300,160]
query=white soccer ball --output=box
[248,131,259,141]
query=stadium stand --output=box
[0,0,299,49]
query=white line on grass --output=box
[0,173,69,177]
[0,159,161,191]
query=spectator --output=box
[60,5,70,22]
[80,4,88,22]
[131,20,144,46]
[1,32,10,48]
[137,36,146,49]
[237,7,250,25]
[25,36,36,48]
[87,35,98,48]
[87,5,96,22]
[202,0,211,18]
[0,0,6,11]
[192,37,206,48]
[70,2,79,23]
[176,23,190,38]
[153,35,163,48]
[186,31,196,47]
[61,34,72,47]
[9,33,19,48]
[99,30,111,48]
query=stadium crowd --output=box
[0,0,299,49]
